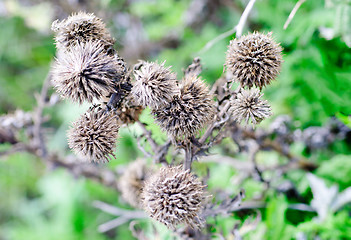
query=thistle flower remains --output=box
[142,166,208,229]
[225,32,283,89]
[67,106,119,163]
[230,88,272,125]
[52,12,115,50]
[153,75,215,140]
[131,61,178,109]
[51,41,125,104]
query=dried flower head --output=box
[142,166,208,229]
[67,106,119,163]
[119,159,151,208]
[153,75,215,140]
[52,12,114,49]
[230,88,272,125]
[51,41,125,104]
[225,32,283,89]
[131,61,178,109]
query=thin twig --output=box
[283,0,306,30]
[33,71,52,159]
[93,201,146,217]
[98,217,129,233]
[137,121,159,152]
[198,0,256,53]
[199,101,231,144]
[93,200,146,233]
[236,0,257,38]
[184,142,193,170]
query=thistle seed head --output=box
[119,159,151,208]
[67,106,119,163]
[52,12,114,49]
[225,32,283,89]
[230,88,272,125]
[51,41,125,104]
[131,61,178,109]
[142,166,208,229]
[153,75,215,140]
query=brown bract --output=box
[116,97,144,126]
[153,75,215,140]
[51,41,125,104]
[142,166,208,230]
[230,88,272,125]
[225,32,283,89]
[131,61,178,109]
[52,12,115,50]
[67,106,119,163]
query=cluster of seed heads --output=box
[225,32,282,125]
[50,11,283,230]
[51,12,130,163]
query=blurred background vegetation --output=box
[1,0,351,239]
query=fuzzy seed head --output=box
[131,61,178,109]
[67,106,119,163]
[225,32,283,89]
[52,12,114,49]
[230,89,272,125]
[153,75,215,140]
[119,159,151,208]
[142,166,208,229]
[51,41,125,104]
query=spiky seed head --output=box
[52,12,115,50]
[142,166,208,229]
[230,88,272,125]
[153,75,215,140]
[67,106,119,163]
[225,32,283,89]
[51,41,125,104]
[131,61,179,109]
[119,159,151,208]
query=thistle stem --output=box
[184,142,193,171]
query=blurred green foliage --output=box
[1,0,351,239]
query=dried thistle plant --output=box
[153,75,215,140]
[51,12,115,50]
[142,166,208,230]
[230,88,272,125]
[131,61,179,109]
[225,32,283,89]
[119,159,151,208]
[51,41,125,104]
[67,106,119,163]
